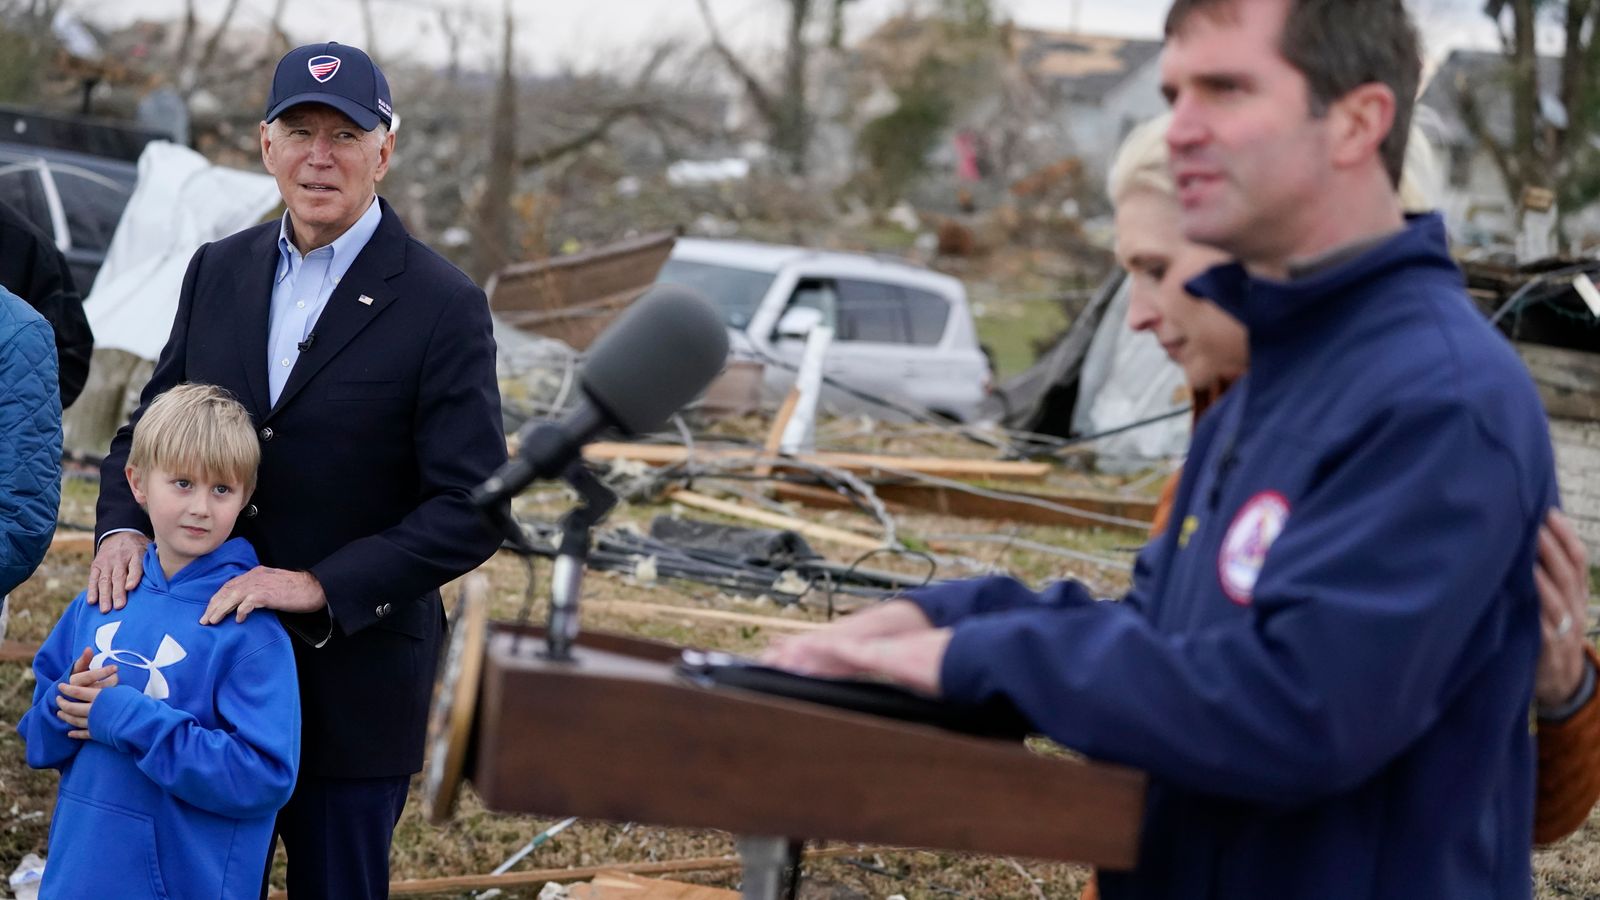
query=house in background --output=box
[827,19,1165,210]
[1008,28,1165,185]
[1416,48,1600,247]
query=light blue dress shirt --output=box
[267,197,383,406]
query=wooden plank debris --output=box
[0,640,40,664]
[754,387,802,479]
[49,530,96,554]
[584,442,1053,481]
[773,483,1154,533]
[568,871,741,899]
[587,599,824,632]
[1519,341,1600,421]
[265,845,895,898]
[666,489,884,552]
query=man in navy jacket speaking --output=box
[767,2,1558,897]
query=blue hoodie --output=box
[18,538,300,900]
[909,216,1555,899]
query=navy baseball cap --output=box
[264,42,393,131]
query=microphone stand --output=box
[544,461,617,662]
[479,461,803,900]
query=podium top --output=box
[468,625,1147,869]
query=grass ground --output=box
[5,445,1598,898]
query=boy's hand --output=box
[202,566,327,625]
[58,647,119,740]
[88,531,149,612]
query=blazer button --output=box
[244,503,258,518]
[259,427,274,441]
[376,603,391,617]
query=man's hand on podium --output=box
[762,599,951,695]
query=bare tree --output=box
[515,45,705,171]
[695,0,812,175]
[474,0,519,283]
[173,0,248,98]
[1461,0,1600,219]
[358,0,379,63]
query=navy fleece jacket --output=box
[18,538,299,900]
[909,216,1555,899]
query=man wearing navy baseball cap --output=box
[88,40,507,900]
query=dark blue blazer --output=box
[96,198,507,778]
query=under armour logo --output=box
[91,622,187,701]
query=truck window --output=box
[0,165,52,239]
[836,279,909,344]
[903,287,951,346]
[656,258,775,330]
[780,278,838,331]
[48,164,133,253]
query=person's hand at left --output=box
[773,627,954,696]
[1535,509,1592,708]
[202,566,327,625]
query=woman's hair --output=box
[1106,114,1176,207]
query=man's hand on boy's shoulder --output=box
[201,566,326,625]
[57,647,119,740]
[87,531,149,612]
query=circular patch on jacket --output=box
[1217,490,1290,606]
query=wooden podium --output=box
[430,610,1147,882]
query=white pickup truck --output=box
[656,238,992,422]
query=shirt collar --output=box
[274,196,384,284]
[1183,213,1458,342]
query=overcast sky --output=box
[75,0,1503,74]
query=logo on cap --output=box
[307,55,341,83]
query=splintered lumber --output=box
[583,442,1052,481]
[50,530,96,554]
[754,388,803,479]
[666,489,883,552]
[263,845,896,898]
[773,483,1154,533]
[1518,341,1600,421]
[587,599,824,632]
[0,640,40,664]
[570,872,740,899]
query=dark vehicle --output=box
[0,143,138,293]
[0,107,164,292]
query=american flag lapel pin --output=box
[358,294,375,306]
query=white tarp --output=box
[83,141,280,360]
[1071,276,1191,469]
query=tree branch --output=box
[1456,71,1521,200]
[694,0,779,127]
[190,0,242,84]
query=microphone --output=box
[297,332,316,353]
[472,284,729,509]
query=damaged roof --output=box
[1009,28,1163,101]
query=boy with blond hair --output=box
[18,383,298,900]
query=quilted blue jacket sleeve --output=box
[0,288,62,598]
